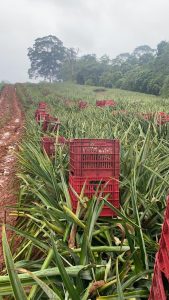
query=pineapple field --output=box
[1,82,169,299]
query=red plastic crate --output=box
[157,224,169,278]
[38,102,47,108]
[153,196,169,280]
[165,195,169,219]
[69,139,120,177]
[105,100,116,107]
[41,136,67,156]
[79,101,88,109]
[42,137,56,156]
[58,136,67,144]
[42,115,60,132]
[149,257,167,300]
[69,175,119,216]
[158,247,169,279]
[156,112,169,125]
[96,100,116,107]
[35,108,46,118]
[35,111,49,123]
[38,106,47,111]
[162,219,169,243]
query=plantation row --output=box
[1,83,169,299]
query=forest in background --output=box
[28,36,169,97]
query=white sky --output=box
[0,0,169,82]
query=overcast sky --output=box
[0,0,169,82]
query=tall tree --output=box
[157,41,168,56]
[100,54,111,65]
[75,54,100,85]
[133,45,155,59]
[61,48,78,81]
[28,35,66,82]
[112,53,130,66]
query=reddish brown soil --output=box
[0,85,24,269]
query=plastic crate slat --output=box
[149,258,167,300]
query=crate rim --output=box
[69,138,120,142]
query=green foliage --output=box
[160,75,169,97]
[62,39,169,96]
[28,35,169,96]
[28,35,66,82]
[2,225,27,300]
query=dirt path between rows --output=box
[0,85,24,269]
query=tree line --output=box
[28,35,169,97]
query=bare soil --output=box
[0,85,24,269]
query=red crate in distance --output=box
[96,100,116,107]
[105,100,116,107]
[156,112,169,125]
[57,136,67,144]
[35,108,46,118]
[38,106,47,111]
[42,136,67,156]
[148,257,167,300]
[38,102,47,108]
[42,137,56,156]
[42,115,60,132]
[35,111,49,123]
[69,139,120,177]
[79,101,88,109]
[69,175,119,217]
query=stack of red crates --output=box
[69,139,120,216]
[35,102,60,133]
[35,102,49,123]
[148,196,169,300]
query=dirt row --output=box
[0,85,24,269]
